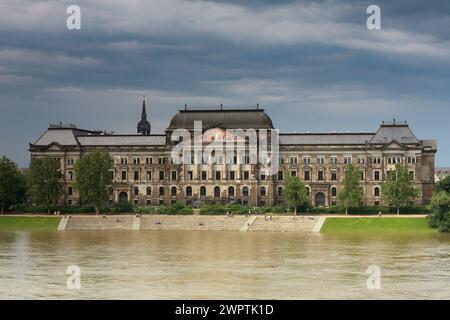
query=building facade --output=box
[29,99,437,207]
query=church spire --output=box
[137,95,151,135]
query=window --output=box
[331,187,337,197]
[215,171,221,180]
[134,171,139,181]
[318,171,324,181]
[331,171,337,181]
[408,156,416,164]
[260,172,266,181]
[134,199,139,205]
[121,170,127,181]
[134,187,139,196]
[146,187,151,196]
[304,171,310,181]
[214,186,220,197]
[159,171,165,181]
[187,171,193,180]
[121,158,128,165]
[146,199,151,205]
[171,170,177,181]
[171,186,177,196]
[388,156,402,164]
[201,171,207,180]
[344,156,352,164]
[66,158,74,165]
[279,157,285,164]
[243,171,250,180]
[357,157,365,164]
[374,170,380,181]
[306,187,310,196]
[68,199,72,205]
[330,156,338,164]
[290,156,298,165]
[186,186,192,197]
[409,171,415,180]
[303,156,311,164]
[68,187,73,196]
[372,156,381,164]
[360,171,364,180]
[145,157,153,165]
[159,157,165,165]
[159,187,165,196]
[146,171,152,181]
[229,171,236,180]
[291,171,297,177]
[277,187,283,197]
[133,157,140,165]
[67,171,73,181]
[242,186,249,197]
[260,187,266,196]
[228,186,235,197]
[317,156,325,164]
[200,186,206,197]
[277,171,284,181]
[374,187,380,197]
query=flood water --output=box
[0,230,449,299]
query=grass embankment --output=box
[0,216,60,231]
[321,217,435,234]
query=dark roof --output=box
[369,123,419,145]
[167,108,274,130]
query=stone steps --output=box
[65,216,134,230]
[248,216,318,232]
[140,215,248,231]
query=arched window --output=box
[228,186,235,197]
[374,187,380,197]
[331,187,337,197]
[277,186,283,197]
[68,187,73,196]
[260,187,266,196]
[242,186,249,197]
[146,187,151,196]
[214,186,220,197]
[171,186,177,196]
[159,187,165,196]
[200,186,206,197]
[186,186,193,197]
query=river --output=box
[0,230,449,299]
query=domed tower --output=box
[137,95,151,135]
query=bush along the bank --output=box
[307,205,430,215]
[199,204,288,215]
[135,202,193,215]
[428,191,450,232]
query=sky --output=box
[0,0,449,167]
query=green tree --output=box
[437,176,450,193]
[0,157,26,214]
[29,157,64,214]
[381,164,419,215]
[338,164,364,215]
[282,175,309,216]
[429,191,450,232]
[74,151,113,215]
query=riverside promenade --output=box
[58,214,322,232]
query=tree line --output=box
[0,151,113,214]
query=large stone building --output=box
[29,98,437,207]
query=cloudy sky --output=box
[0,0,449,167]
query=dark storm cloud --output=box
[0,0,449,166]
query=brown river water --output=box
[0,230,449,299]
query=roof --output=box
[280,133,374,145]
[167,108,274,130]
[370,124,419,145]
[77,135,165,146]
[32,127,166,148]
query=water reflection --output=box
[0,230,449,299]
